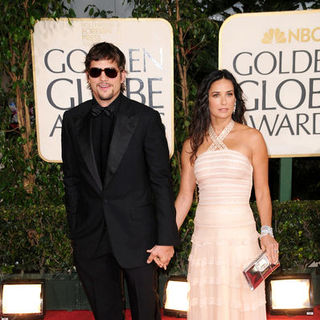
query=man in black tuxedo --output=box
[62,42,179,320]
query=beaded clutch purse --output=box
[243,251,280,291]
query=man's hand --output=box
[146,245,174,270]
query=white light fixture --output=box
[0,279,45,319]
[163,276,189,317]
[266,274,314,315]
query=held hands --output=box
[260,234,279,265]
[146,245,174,270]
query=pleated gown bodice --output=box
[195,149,253,206]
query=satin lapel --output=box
[77,112,103,191]
[104,99,139,189]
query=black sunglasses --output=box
[88,67,119,78]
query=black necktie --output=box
[91,104,113,118]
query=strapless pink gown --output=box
[187,149,266,320]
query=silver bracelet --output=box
[260,225,274,238]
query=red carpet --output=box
[44,310,180,319]
[44,306,320,319]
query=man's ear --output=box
[120,70,127,83]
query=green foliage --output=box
[0,126,65,206]
[84,4,113,17]
[0,0,75,205]
[0,204,72,275]
[206,0,320,17]
[271,200,320,271]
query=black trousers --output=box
[74,253,161,320]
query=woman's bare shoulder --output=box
[235,123,264,140]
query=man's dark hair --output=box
[85,42,126,72]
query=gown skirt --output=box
[187,203,267,320]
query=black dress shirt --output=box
[91,95,121,183]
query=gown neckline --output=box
[208,119,234,151]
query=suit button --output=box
[104,199,108,204]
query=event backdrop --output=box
[219,9,320,157]
[31,18,174,162]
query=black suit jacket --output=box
[62,94,179,268]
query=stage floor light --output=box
[266,274,314,316]
[0,279,45,319]
[163,276,189,318]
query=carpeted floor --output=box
[43,306,320,320]
[44,309,181,319]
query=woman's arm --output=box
[175,139,197,230]
[251,129,279,264]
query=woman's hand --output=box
[260,235,279,265]
[146,245,174,270]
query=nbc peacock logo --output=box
[262,28,286,43]
[262,27,320,44]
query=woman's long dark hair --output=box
[189,69,246,163]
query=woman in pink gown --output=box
[175,69,279,319]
